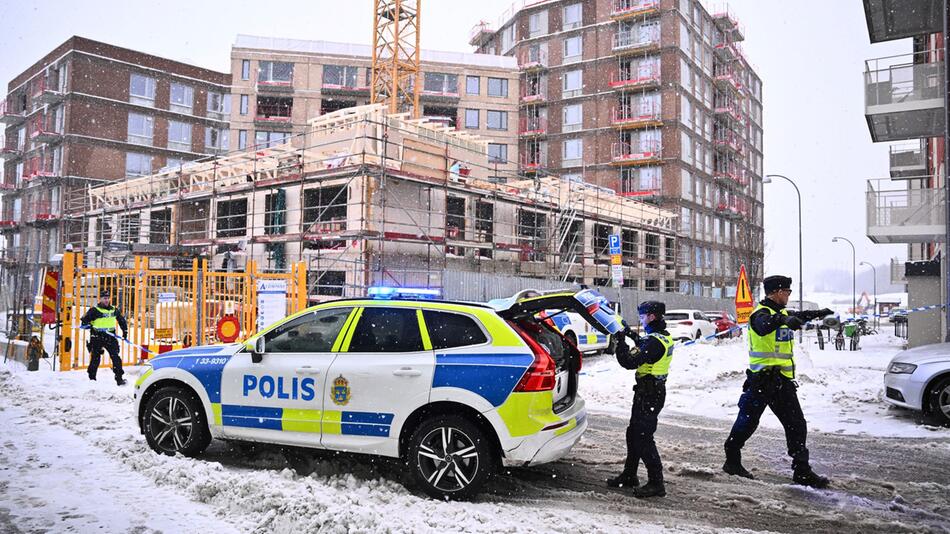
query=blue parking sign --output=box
[608,234,621,255]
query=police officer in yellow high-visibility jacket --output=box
[80,290,129,385]
[606,300,674,499]
[723,275,833,488]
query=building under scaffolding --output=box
[66,104,678,300]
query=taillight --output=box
[509,322,556,392]
[681,321,693,326]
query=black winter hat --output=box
[637,300,665,316]
[763,275,792,294]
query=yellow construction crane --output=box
[371,0,421,118]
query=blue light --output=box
[368,287,441,300]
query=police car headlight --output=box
[888,362,917,374]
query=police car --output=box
[498,290,613,355]
[134,287,622,499]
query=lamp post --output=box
[832,237,856,319]
[860,261,878,329]
[764,174,803,336]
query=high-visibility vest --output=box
[748,303,795,379]
[637,332,674,378]
[91,306,118,331]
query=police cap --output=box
[637,300,665,316]
[763,275,792,294]
[100,289,112,299]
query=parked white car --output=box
[664,309,717,341]
[884,342,950,426]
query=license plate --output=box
[553,370,569,402]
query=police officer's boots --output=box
[633,479,665,498]
[722,449,754,479]
[793,468,830,489]
[606,472,639,488]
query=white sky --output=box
[0,0,912,293]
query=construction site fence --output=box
[442,270,737,324]
[57,252,307,372]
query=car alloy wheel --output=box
[416,426,480,493]
[148,395,195,454]
[933,378,950,425]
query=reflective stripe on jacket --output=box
[637,332,674,378]
[748,303,794,379]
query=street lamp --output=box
[832,236,856,319]
[860,261,878,328]
[764,174,803,324]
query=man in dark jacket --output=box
[80,290,128,385]
[722,275,833,487]
[606,300,675,498]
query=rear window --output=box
[666,313,689,321]
[423,310,488,349]
[348,307,424,352]
[704,312,724,320]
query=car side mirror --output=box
[252,337,266,363]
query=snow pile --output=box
[582,332,950,438]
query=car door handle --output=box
[392,368,422,377]
[295,366,321,375]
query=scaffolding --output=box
[62,104,677,301]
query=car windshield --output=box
[704,312,724,319]
[666,313,689,321]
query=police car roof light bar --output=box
[368,286,441,300]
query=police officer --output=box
[606,300,674,498]
[80,290,128,385]
[722,275,833,488]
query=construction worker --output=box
[80,289,128,385]
[606,300,674,498]
[722,275,833,488]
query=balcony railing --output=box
[611,0,660,20]
[518,48,549,70]
[29,114,63,144]
[0,100,26,126]
[520,154,545,172]
[713,64,743,93]
[320,81,370,92]
[866,178,946,244]
[713,131,743,154]
[609,63,661,90]
[519,116,547,136]
[32,77,65,105]
[611,140,662,165]
[0,147,23,161]
[612,103,661,128]
[612,29,660,52]
[711,5,745,41]
[889,140,927,179]
[23,157,60,181]
[890,257,907,286]
[713,101,744,123]
[716,198,750,219]
[520,83,546,103]
[25,200,59,224]
[863,0,942,43]
[865,51,945,142]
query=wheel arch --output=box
[398,401,503,460]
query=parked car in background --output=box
[884,342,950,426]
[703,311,740,338]
[664,309,717,341]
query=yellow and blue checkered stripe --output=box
[214,404,395,436]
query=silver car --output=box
[883,343,950,425]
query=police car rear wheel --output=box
[144,387,211,457]
[408,415,495,500]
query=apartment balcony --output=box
[713,132,743,154]
[609,64,661,91]
[713,168,749,188]
[866,179,945,244]
[713,101,744,123]
[712,7,745,42]
[0,147,23,161]
[518,48,549,71]
[469,21,494,48]
[890,257,908,287]
[0,101,25,126]
[612,30,660,55]
[520,85,546,104]
[610,140,662,166]
[24,200,59,225]
[611,104,662,129]
[865,52,945,142]
[716,198,748,220]
[713,65,743,94]
[610,0,660,21]
[713,41,741,62]
[889,141,927,179]
[320,81,370,95]
[23,158,61,182]
[519,117,547,136]
[254,114,293,129]
[32,78,65,105]
[257,78,294,93]
[29,115,63,145]
[520,154,544,174]
[0,219,17,232]
[863,0,942,43]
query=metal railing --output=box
[890,257,907,286]
[865,51,945,108]
[866,178,946,242]
[613,28,660,51]
[889,140,927,174]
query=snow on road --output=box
[583,331,950,438]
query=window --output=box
[129,74,156,106]
[563,3,582,29]
[256,96,292,120]
[486,110,508,130]
[207,91,230,118]
[264,307,352,353]
[423,72,459,95]
[423,310,488,349]
[487,77,508,97]
[118,213,141,243]
[563,103,581,132]
[241,60,251,80]
[303,185,347,227]
[593,224,611,254]
[464,109,479,129]
[528,10,548,38]
[238,130,247,150]
[169,83,194,114]
[466,76,480,95]
[167,121,192,151]
[125,152,151,178]
[487,143,507,163]
[150,209,171,244]
[563,36,582,61]
[563,138,582,164]
[216,198,247,238]
[322,65,361,88]
[264,191,286,235]
[258,61,293,84]
[239,95,249,115]
[348,307,424,352]
[255,131,290,149]
[563,69,582,97]
[314,271,346,296]
[127,113,154,146]
[645,280,659,292]
[205,127,229,152]
[621,229,638,261]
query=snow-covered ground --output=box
[583,331,950,438]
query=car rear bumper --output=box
[883,372,924,410]
[501,397,588,466]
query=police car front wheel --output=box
[143,386,211,457]
[407,415,496,499]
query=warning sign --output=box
[735,264,754,324]
[41,271,59,324]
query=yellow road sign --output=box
[735,264,754,324]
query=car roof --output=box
[667,309,699,313]
[312,297,495,310]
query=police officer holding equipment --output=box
[722,275,833,488]
[606,300,674,498]
[80,290,128,385]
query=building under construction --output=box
[69,104,678,299]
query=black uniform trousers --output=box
[725,369,809,472]
[87,333,124,381]
[623,376,666,483]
